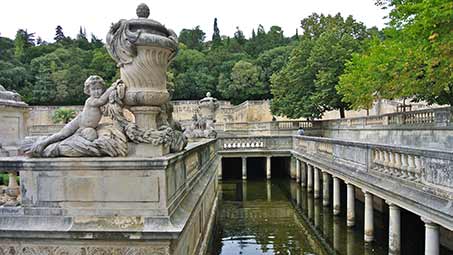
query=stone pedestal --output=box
[130,106,162,130]
[128,143,170,157]
[0,139,218,255]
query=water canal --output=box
[208,178,451,255]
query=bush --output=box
[52,107,77,124]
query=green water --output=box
[209,179,389,255]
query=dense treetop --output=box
[0,21,297,105]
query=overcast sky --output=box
[0,0,389,42]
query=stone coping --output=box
[0,139,216,171]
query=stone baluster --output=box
[407,154,416,181]
[4,171,20,207]
[393,152,402,177]
[414,155,423,182]
[373,149,381,167]
[388,151,395,175]
[400,153,408,179]
[383,150,390,174]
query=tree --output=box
[271,13,370,119]
[212,18,221,48]
[219,60,265,104]
[338,0,453,109]
[54,25,66,42]
[179,26,206,51]
[14,29,35,61]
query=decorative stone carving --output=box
[184,92,219,139]
[106,3,178,129]
[104,3,186,156]
[23,4,187,158]
[0,245,169,255]
[0,85,27,107]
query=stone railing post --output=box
[4,171,20,207]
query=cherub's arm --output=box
[31,115,81,155]
[89,84,118,107]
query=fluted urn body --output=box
[106,3,178,129]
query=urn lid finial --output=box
[136,3,150,18]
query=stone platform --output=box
[0,139,219,255]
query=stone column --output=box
[388,202,401,255]
[346,183,355,227]
[422,218,439,255]
[266,156,271,180]
[218,157,223,180]
[296,158,301,183]
[364,191,374,242]
[333,177,341,215]
[314,167,320,199]
[322,172,330,206]
[301,162,307,187]
[242,157,247,180]
[307,164,313,193]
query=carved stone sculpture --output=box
[105,3,186,156]
[0,85,27,107]
[184,92,219,139]
[23,4,187,157]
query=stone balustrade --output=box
[222,137,265,149]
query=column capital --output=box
[361,188,372,195]
[421,217,439,228]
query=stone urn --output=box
[106,3,178,130]
[198,92,219,122]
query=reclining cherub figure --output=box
[25,76,127,157]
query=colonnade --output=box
[294,157,441,255]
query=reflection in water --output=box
[210,179,390,255]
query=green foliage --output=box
[219,60,266,104]
[271,13,370,119]
[338,0,453,109]
[52,107,77,124]
[1,21,299,106]
[179,26,206,51]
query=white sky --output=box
[0,0,389,42]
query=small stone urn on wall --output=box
[106,3,178,131]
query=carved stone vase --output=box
[106,3,178,131]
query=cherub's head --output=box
[84,75,105,98]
